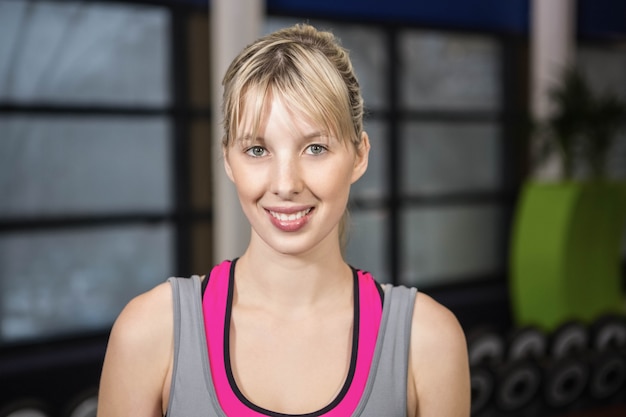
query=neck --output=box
[234,241,352,313]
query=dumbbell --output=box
[63,390,98,417]
[588,349,626,400]
[588,314,626,400]
[542,320,591,410]
[467,327,506,366]
[467,327,505,416]
[0,400,50,417]
[589,314,626,352]
[470,366,494,416]
[549,320,589,360]
[492,326,546,412]
[506,325,548,362]
[542,354,590,409]
[494,357,543,412]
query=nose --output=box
[270,154,304,198]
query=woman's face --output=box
[224,94,369,257]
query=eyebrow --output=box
[303,131,329,140]
[235,135,264,148]
[236,131,330,143]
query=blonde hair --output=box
[221,23,365,252]
[221,23,364,149]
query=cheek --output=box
[307,163,354,197]
[229,164,263,199]
[237,177,262,200]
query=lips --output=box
[266,207,313,232]
[268,208,312,221]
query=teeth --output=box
[270,208,311,221]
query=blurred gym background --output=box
[0,0,625,416]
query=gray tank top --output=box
[166,275,417,417]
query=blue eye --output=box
[246,146,266,157]
[307,144,327,155]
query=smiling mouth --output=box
[268,208,313,221]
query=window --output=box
[0,0,177,344]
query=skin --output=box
[97,93,470,417]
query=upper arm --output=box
[409,293,470,417]
[97,282,173,417]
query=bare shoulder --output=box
[104,281,174,371]
[98,282,174,417]
[412,292,466,350]
[112,282,173,339]
[409,292,471,417]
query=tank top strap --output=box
[354,284,417,417]
[166,275,224,417]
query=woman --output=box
[98,23,470,417]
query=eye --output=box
[246,146,266,157]
[306,144,327,155]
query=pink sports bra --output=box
[201,259,384,416]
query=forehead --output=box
[237,87,333,139]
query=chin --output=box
[267,240,315,257]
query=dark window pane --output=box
[0,224,173,343]
[577,45,626,181]
[345,209,390,283]
[0,116,172,217]
[398,30,500,111]
[351,120,389,199]
[400,122,502,194]
[0,0,170,105]
[577,45,626,100]
[400,205,502,287]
